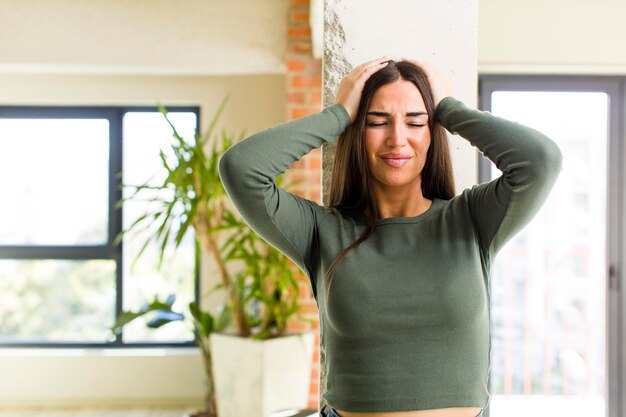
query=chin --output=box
[379,177,419,188]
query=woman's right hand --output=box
[400,58,453,109]
[334,56,390,124]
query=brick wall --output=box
[284,0,323,410]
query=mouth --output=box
[379,155,413,168]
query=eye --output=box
[366,122,427,127]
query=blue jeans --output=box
[320,405,484,417]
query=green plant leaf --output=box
[199,94,231,146]
[189,302,214,337]
[157,222,173,271]
[252,327,272,340]
[116,94,314,340]
[110,296,180,335]
[146,309,185,328]
[214,303,233,332]
[110,310,148,334]
[164,293,176,307]
[200,282,225,299]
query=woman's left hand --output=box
[401,58,454,109]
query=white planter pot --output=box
[210,330,316,417]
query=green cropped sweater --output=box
[218,96,563,412]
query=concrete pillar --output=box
[320,0,479,411]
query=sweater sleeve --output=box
[218,104,351,292]
[436,96,564,259]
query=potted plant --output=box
[110,96,317,417]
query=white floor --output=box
[0,410,193,417]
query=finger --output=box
[354,59,389,76]
[349,66,385,84]
[353,56,389,71]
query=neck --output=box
[372,182,431,219]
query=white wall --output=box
[0,348,205,409]
[0,0,286,75]
[478,0,626,74]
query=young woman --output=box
[218,57,563,417]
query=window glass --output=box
[488,91,607,417]
[0,259,116,342]
[0,118,109,245]
[121,112,197,342]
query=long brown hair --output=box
[324,59,456,301]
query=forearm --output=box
[219,104,351,193]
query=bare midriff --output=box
[333,406,483,417]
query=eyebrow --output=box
[366,111,428,117]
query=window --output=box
[0,105,200,347]
[479,75,625,417]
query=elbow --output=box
[218,143,259,195]
[529,136,564,182]
[217,150,228,183]
[545,138,564,174]
[217,146,238,191]
[556,143,564,171]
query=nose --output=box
[385,121,408,147]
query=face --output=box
[364,79,431,194]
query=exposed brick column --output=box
[284,0,323,411]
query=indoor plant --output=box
[110,96,317,417]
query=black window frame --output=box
[0,104,201,348]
